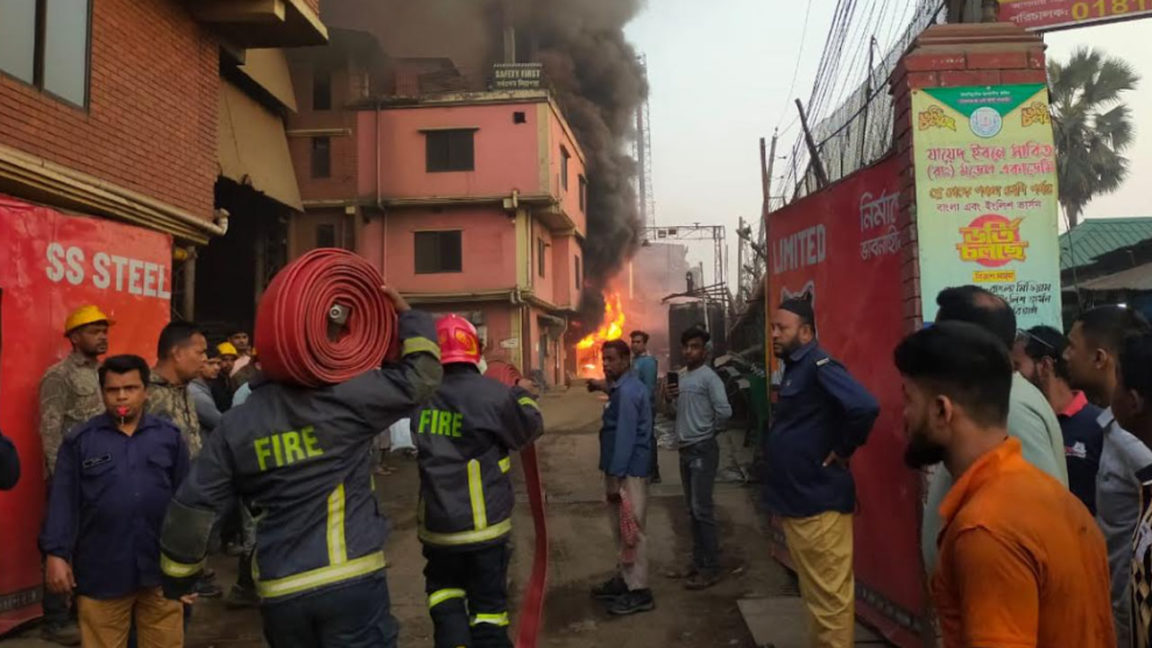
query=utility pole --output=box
[737,216,746,305]
[761,133,778,276]
[795,99,829,189]
[859,37,876,169]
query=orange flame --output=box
[578,293,626,349]
[576,293,626,378]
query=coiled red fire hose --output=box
[485,361,548,648]
[255,248,397,387]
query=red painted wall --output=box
[0,198,171,632]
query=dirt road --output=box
[7,386,794,647]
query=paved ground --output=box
[4,385,815,647]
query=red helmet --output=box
[436,314,481,366]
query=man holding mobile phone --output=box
[666,327,732,590]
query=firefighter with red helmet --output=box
[416,314,543,648]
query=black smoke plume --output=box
[508,0,648,320]
[320,0,648,319]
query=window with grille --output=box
[415,231,463,274]
[425,130,475,173]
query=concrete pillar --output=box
[889,23,1047,333]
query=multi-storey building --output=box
[287,36,587,386]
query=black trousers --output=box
[423,543,512,648]
[261,574,398,648]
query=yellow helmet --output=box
[216,342,239,358]
[64,305,111,336]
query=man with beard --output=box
[921,286,1066,571]
[765,298,878,647]
[1012,326,1104,513]
[896,322,1113,648]
[37,305,111,645]
[1064,305,1152,647]
[1112,333,1152,648]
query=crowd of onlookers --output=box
[28,306,261,646]
[759,284,1152,648]
[12,289,1152,647]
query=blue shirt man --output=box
[630,330,660,481]
[600,371,653,478]
[593,340,655,616]
[40,355,190,647]
[764,339,879,517]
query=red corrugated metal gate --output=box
[0,196,171,634]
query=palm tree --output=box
[1048,47,1138,229]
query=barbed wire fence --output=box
[780,0,947,203]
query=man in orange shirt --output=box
[895,321,1114,647]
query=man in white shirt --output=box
[1064,305,1152,648]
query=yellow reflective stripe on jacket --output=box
[428,588,466,609]
[517,396,539,411]
[467,459,488,530]
[418,518,513,547]
[160,554,204,578]
[403,336,441,360]
[499,456,511,473]
[256,551,386,599]
[327,484,347,564]
[471,612,510,627]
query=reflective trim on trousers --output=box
[418,518,512,547]
[470,612,510,627]
[427,588,466,609]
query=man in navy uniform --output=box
[764,298,879,647]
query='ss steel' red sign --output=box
[999,0,1152,31]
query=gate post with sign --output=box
[885,20,1061,646]
[890,22,1052,334]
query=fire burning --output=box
[576,292,626,378]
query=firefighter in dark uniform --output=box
[417,314,544,648]
[158,289,442,648]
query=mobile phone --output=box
[666,371,679,387]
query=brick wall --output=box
[286,59,362,202]
[889,23,1046,333]
[0,0,219,219]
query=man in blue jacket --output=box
[40,354,191,647]
[629,330,660,481]
[592,339,654,616]
[766,298,879,647]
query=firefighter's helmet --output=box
[436,314,481,366]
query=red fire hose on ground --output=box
[255,248,398,387]
[485,361,549,648]
[255,251,549,645]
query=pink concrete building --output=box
[287,38,586,385]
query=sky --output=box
[623,4,1152,287]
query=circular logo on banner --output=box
[969,107,1003,138]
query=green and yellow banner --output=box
[912,83,1063,328]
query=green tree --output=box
[1048,47,1138,229]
